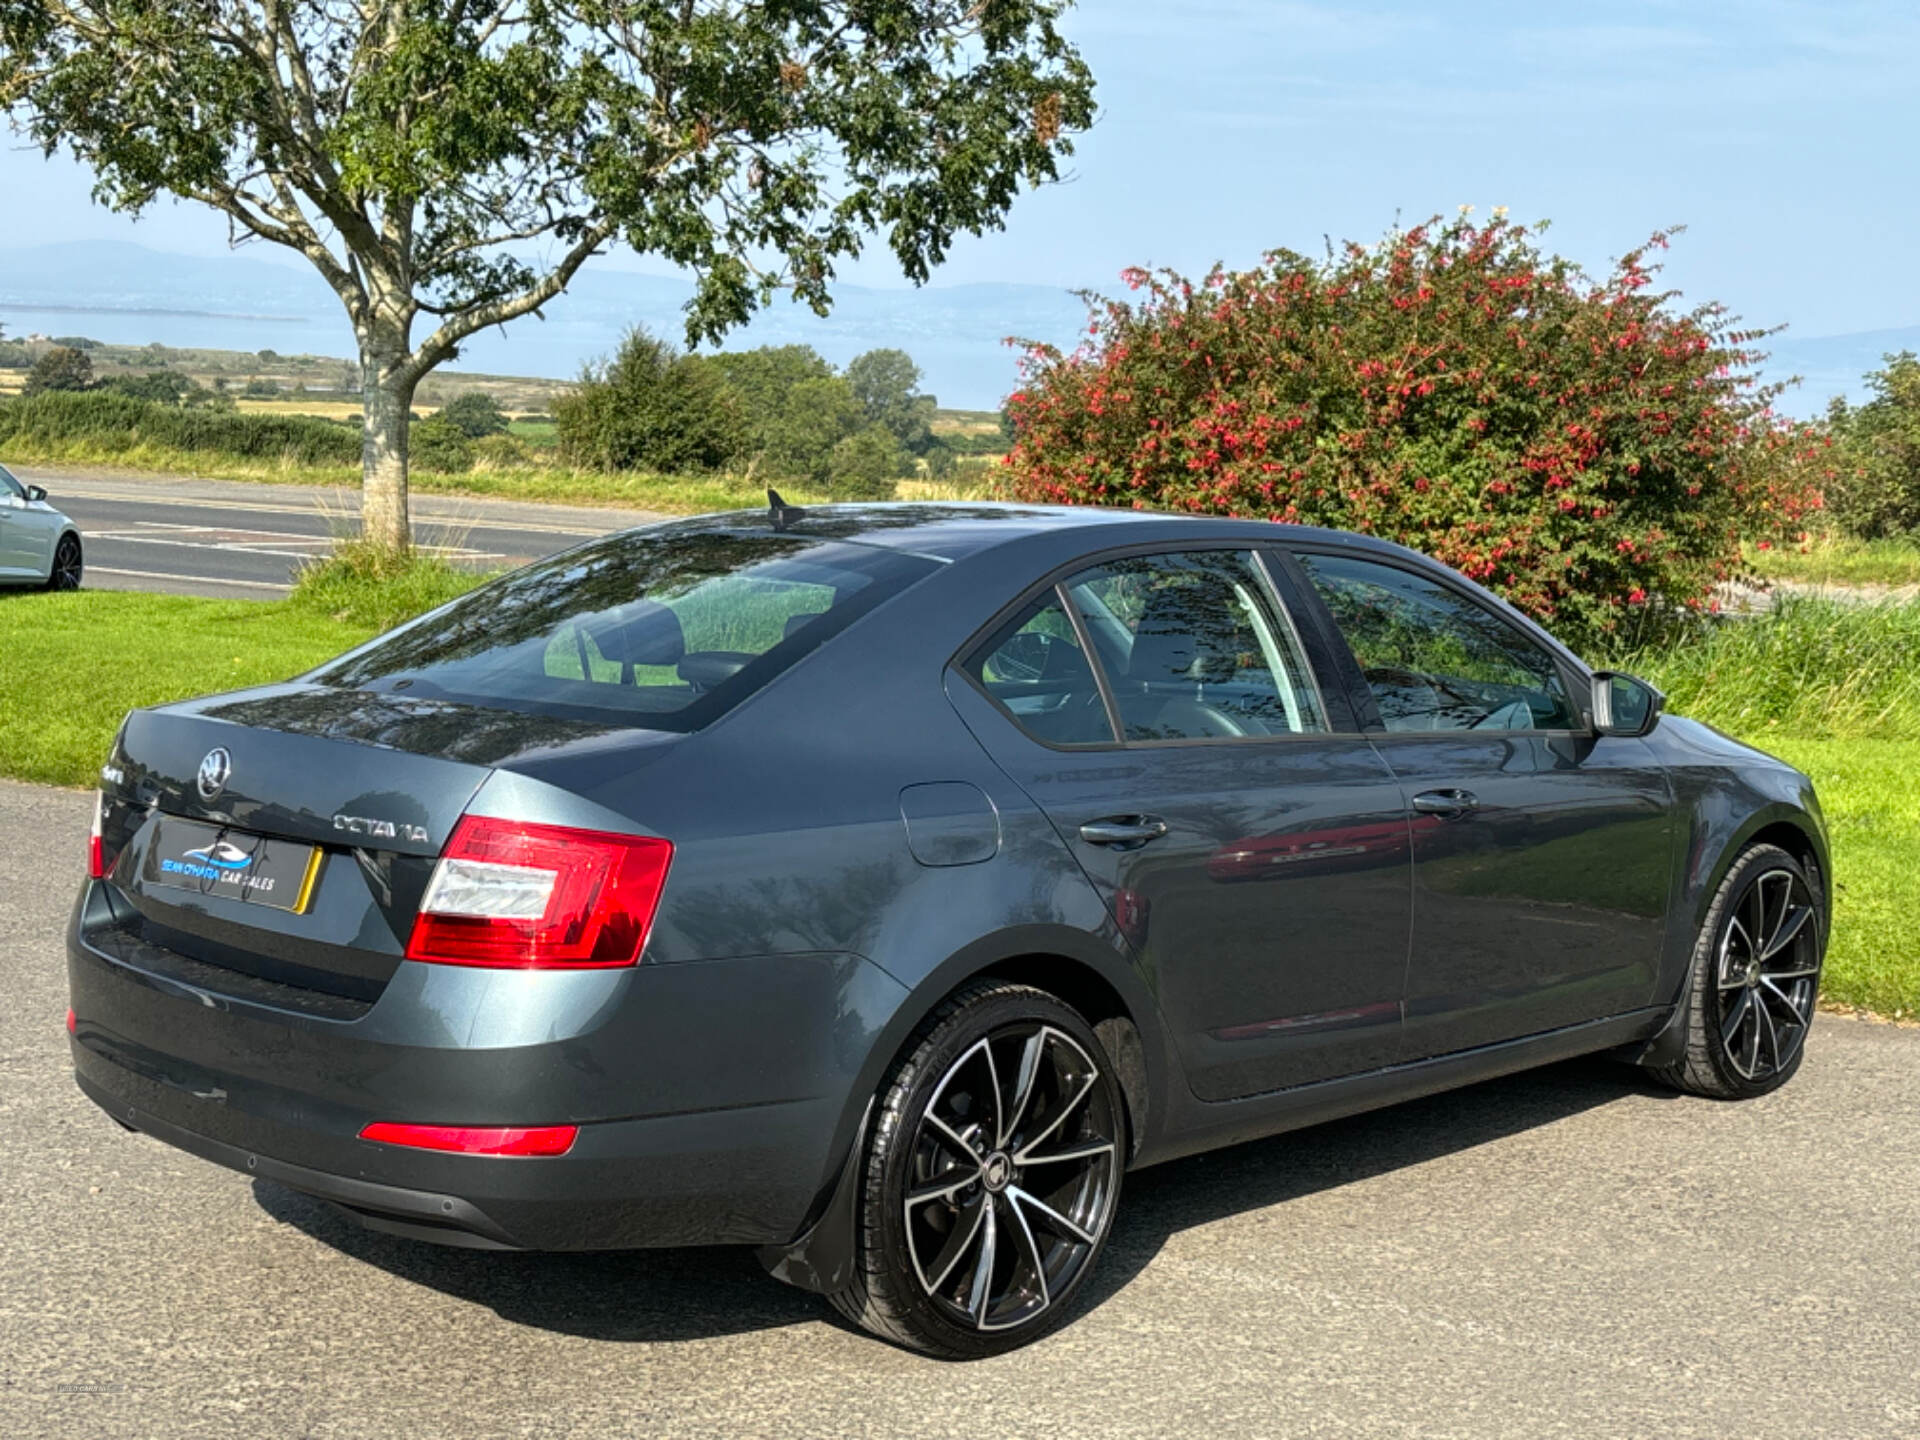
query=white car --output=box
[0,463,83,590]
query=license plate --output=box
[146,819,324,914]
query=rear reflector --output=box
[358,1122,578,1157]
[88,792,107,880]
[406,816,673,969]
[66,1007,76,1036]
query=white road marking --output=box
[52,487,614,536]
[88,567,292,592]
[87,521,502,561]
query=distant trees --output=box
[554,331,747,478]
[1824,353,1920,538]
[100,371,220,407]
[22,345,93,395]
[437,393,511,440]
[556,332,934,498]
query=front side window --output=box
[0,465,22,500]
[1063,550,1327,742]
[311,527,938,730]
[1295,552,1579,732]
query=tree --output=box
[1824,353,1920,538]
[699,345,866,483]
[22,345,93,394]
[438,391,510,440]
[555,328,745,475]
[847,347,936,453]
[103,370,206,405]
[1005,216,1828,645]
[1,3,1093,552]
[828,424,908,499]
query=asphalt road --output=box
[14,469,660,598]
[4,778,1918,1439]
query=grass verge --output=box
[1746,534,1920,588]
[3,437,1004,514]
[0,591,371,788]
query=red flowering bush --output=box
[1005,216,1828,645]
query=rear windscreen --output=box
[308,527,939,730]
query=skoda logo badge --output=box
[196,747,232,801]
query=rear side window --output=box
[964,591,1118,747]
[310,528,938,730]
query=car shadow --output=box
[1080,1054,1674,1315]
[254,1055,1673,1346]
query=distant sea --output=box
[0,242,1091,411]
[1,242,1911,415]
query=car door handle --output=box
[1078,816,1169,849]
[1411,789,1479,819]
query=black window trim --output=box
[1279,542,1596,739]
[951,536,1359,753]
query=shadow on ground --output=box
[256,1055,1673,1347]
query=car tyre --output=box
[828,979,1127,1358]
[1654,843,1824,1100]
[45,534,83,591]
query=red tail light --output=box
[359,1122,578,1157]
[66,1007,77,1036]
[405,816,673,969]
[88,792,108,880]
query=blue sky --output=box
[3,0,1915,340]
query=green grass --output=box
[1746,534,1920,588]
[0,591,371,789]
[1619,596,1920,741]
[288,542,491,630]
[1756,737,1920,1021]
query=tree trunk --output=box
[360,356,416,555]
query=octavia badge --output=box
[196,747,232,801]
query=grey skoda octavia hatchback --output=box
[70,501,1829,1357]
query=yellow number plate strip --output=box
[292,847,326,915]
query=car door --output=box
[1285,547,1675,1058]
[947,544,1414,1100]
[0,466,39,578]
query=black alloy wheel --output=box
[831,980,1126,1358]
[1657,843,1824,1099]
[45,534,83,591]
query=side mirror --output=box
[25,484,47,503]
[1591,671,1664,738]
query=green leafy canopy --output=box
[2,1,1092,360]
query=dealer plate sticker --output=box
[146,819,323,914]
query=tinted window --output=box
[964,591,1118,746]
[311,529,938,730]
[1064,550,1327,741]
[1296,552,1578,732]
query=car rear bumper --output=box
[68,886,907,1251]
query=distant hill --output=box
[0,240,1089,410]
[2,240,1910,415]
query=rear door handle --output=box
[1078,816,1169,849]
[1411,789,1479,819]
